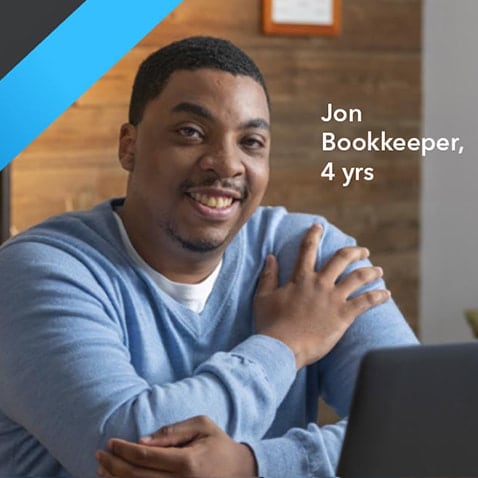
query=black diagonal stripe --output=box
[0,0,86,80]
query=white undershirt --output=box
[113,211,221,313]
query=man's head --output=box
[128,36,270,126]
[118,37,271,282]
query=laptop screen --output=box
[337,342,478,478]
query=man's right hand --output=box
[253,224,390,370]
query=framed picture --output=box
[262,0,341,37]
[0,166,10,243]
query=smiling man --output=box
[0,37,417,478]
[117,66,270,284]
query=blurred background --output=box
[5,0,478,344]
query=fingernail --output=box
[376,266,383,275]
[265,254,276,266]
[140,435,152,443]
[313,223,323,231]
[97,466,106,477]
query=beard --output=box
[162,220,227,253]
[169,229,223,252]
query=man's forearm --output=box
[97,416,345,478]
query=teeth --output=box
[190,193,234,209]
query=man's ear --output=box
[118,123,137,172]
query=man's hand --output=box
[96,415,257,478]
[254,223,390,369]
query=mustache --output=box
[180,177,249,200]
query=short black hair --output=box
[128,36,270,125]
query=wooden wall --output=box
[11,0,421,333]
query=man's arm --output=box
[0,239,296,477]
[96,415,345,478]
[248,302,418,478]
[97,416,259,478]
[0,227,383,477]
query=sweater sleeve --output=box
[244,215,419,478]
[0,240,296,478]
[246,298,418,478]
[247,420,346,478]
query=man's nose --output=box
[197,141,245,178]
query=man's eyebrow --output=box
[171,102,213,119]
[241,118,270,131]
[171,102,270,131]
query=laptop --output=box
[336,342,478,478]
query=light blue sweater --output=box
[0,199,417,477]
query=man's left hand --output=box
[96,415,258,478]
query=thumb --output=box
[255,254,279,296]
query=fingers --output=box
[99,440,183,472]
[347,289,391,317]
[97,416,221,477]
[337,266,383,296]
[140,415,215,447]
[291,224,323,282]
[319,246,370,284]
[96,449,168,478]
[255,255,279,297]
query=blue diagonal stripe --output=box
[0,0,183,170]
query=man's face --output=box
[119,68,270,255]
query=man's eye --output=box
[242,136,265,149]
[178,126,203,139]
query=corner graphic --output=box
[0,0,183,170]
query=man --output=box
[0,37,417,478]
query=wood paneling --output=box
[12,0,421,332]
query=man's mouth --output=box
[189,192,235,209]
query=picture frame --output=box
[262,0,341,37]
